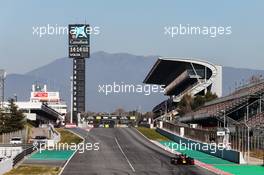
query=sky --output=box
[0,0,263,74]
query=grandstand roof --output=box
[144,57,222,114]
[143,57,216,85]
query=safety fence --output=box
[162,121,264,159]
[229,125,264,159]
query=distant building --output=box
[3,84,67,125]
[30,84,67,116]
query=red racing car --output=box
[170,154,195,165]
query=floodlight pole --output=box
[70,76,73,124]
[244,122,250,164]
[1,78,4,107]
[0,71,6,108]
[245,103,250,164]
[260,95,262,113]
[223,110,226,128]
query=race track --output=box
[61,128,216,175]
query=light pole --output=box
[0,70,6,108]
[243,122,250,164]
[223,110,226,128]
[70,76,73,124]
[245,104,250,164]
[260,94,262,113]
[220,109,226,128]
[14,94,17,102]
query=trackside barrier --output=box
[12,146,34,167]
[156,127,242,163]
[0,158,12,175]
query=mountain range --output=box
[5,51,264,112]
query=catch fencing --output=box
[162,121,264,159]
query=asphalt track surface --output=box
[62,128,216,175]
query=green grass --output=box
[137,127,169,141]
[56,128,83,144]
[4,165,60,175]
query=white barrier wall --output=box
[0,147,22,158]
[0,158,12,175]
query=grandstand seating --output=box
[181,79,264,125]
[247,112,264,127]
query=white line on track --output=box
[115,137,136,173]
[58,128,86,175]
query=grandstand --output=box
[2,84,66,126]
[2,101,63,126]
[179,79,264,128]
[144,57,264,129]
[143,57,222,119]
[144,57,264,163]
[247,112,264,128]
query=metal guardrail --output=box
[12,145,34,167]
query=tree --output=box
[0,106,8,134]
[6,99,25,132]
[204,91,217,101]
[178,94,193,115]
[192,95,206,110]
[178,91,218,116]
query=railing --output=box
[232,79,264,96]
[12,145,34,167]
